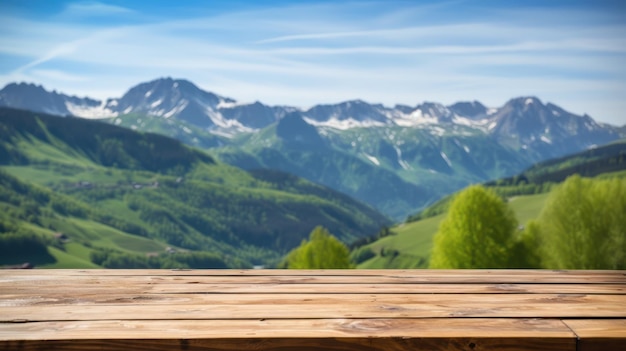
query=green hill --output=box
[487,138,626,186]
[355,141,626,269]
[0,107,390,268]
[354,192,551,269]
[407,139,626,223]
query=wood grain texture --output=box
[562,319,626,351]
[2,269,625,283]
[0,319,576,351]
[1,295,625,321]
[0,337,576,351]
[2,279,625,295]
[0,318,574,339]
[2,268,622,276]
[0,269,623,351]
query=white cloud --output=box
[61,1,134,17]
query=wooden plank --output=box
[0,269,620,276]
[2,272,625,284]
[3,271,626,287]
[151,282,624,294]
[2,269,624,281]
[1,295,624,321]
[563,319,626,351]
[0,270,622,350]
[1,271,622,301]
[0,337,575,351]
[0,318,575,339]
[1,292,625,308]
[0,319,576,350]
[2,292,624,307]
[1,283,624,300]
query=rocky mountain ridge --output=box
[1,78,619,144]
[1,78,621,219]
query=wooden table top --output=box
[0,269,624,351]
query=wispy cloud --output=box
[255,27,417,44]
[61,1,134,17]
[30,69,88,82]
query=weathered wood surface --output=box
[0,270,624,351]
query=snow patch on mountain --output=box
[394,115,437,127]
[363,153,380,166]
[217,101,241,109]
[209,129,238,138]
[429,126,446,136]
[303,117,386,130]
[451,115,474,127]
[394,146,411,170]
[208,109,254,135]
[454,139,471,153]
[65,101,117,119]
[163,100,189,118]
[440,152,452,167]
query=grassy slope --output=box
[358,165,626,269]
[0,171,174,268]
[357,192,550,269]
[364,141,626,269]
[0,107,390,268]
[41,218,169,268]
[507,193,551,225]
[3,160,388,268]
[46,246,100,268]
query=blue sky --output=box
[1,0,625,125]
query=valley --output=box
[0,107,389,268]
[0,78,624,269]
[2,78,621,220]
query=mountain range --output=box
[1,78,622,219]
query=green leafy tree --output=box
[536,175,625,269]
[508,220,542,268]
[284,226,353,269]
[429,185,518,268]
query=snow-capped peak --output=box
[0,79,619,148]
[65,100,117,119]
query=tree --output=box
[284,226,353,269]
[536,175,625,269]
[508,220,542,268]
[429,185,518,268]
